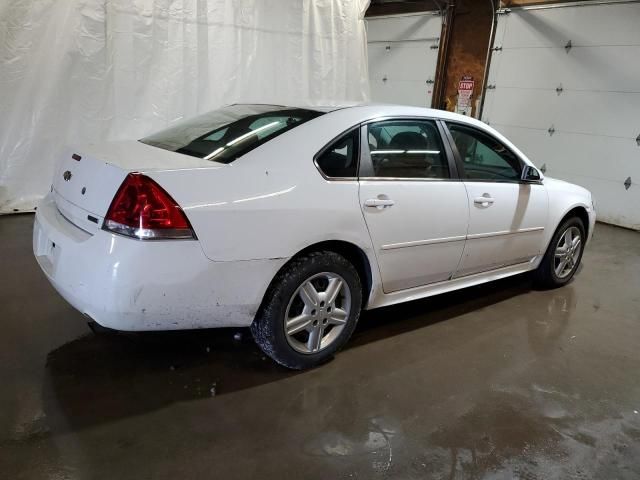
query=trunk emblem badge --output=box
[63,170,72,181]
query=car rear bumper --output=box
[33,193,285,331]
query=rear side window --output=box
[365,119,449,179]
[140,105,324,164]
[315,129,359,178]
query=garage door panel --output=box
[367,13,441,107]
[546,133,640,183]
[553,91,640,139]
[368,42,437,80]
[490,49,563,90]
[485,2,640,229]
[494,124,640,184]
[493,127,640,230]
[491,45,640,92]
[488,15,509,76]
[495,126,640,230]
[568,46,640,92]
[551,172,640,230]
[500,3,640,49]
[490,125,555,167]
[486,89,640,140]
[370,79,432,107]
[367,14,441,42]
[483,88,560,130]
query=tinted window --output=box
[316,130,359,178]
[366,120,449,179]
[447,124,522,181]
[140,105,324,164]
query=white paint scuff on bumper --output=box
[33,194,286,331]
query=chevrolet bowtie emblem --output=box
[63,170,72,181]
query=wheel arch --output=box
[542,204,591,256]
[258,240,374,316]
[543,204,589,262]
[559,205,590,238]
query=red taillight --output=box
[103,173,195,240]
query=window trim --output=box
[442,121,539,184]
[312,125,362,181]
[358,116,460,182]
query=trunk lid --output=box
[52,140,218,230]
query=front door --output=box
[444,122,548,277]
[359,118,469,293]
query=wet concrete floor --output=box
[1,214,640,479]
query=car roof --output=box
[224,103,537,172]
[231,102,486,125]
[226,102,516,154]
[228,103,345,113]
[334,103,484,124]
[296,103,537,170]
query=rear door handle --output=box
[364,198,395,209]
[474,195,495,206]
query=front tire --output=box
[534,216,586,288]
[251,251,362,370]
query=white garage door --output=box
[482,1,640,230]
[366,12,442,107]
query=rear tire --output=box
[534,216,586,288]
[251,251,362,370]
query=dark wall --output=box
[366,0,443,17]
[439,0,494,116]
[365,1,600,115]
[365,0,494,117]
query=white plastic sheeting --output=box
[0,0,371,213]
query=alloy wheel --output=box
[284,272,351,354]
[554,226,582,279]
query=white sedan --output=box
[33,104,595,369]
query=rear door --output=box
[444,122,548,277]
[358,118,469,293]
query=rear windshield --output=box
[140,104,324,164]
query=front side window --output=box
[447,124,522,181]
[365,119,449,179]
[140,105,324,164]
[315,129,359,178]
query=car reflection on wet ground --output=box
[1,214,640,479]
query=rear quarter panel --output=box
[145,111,376,263]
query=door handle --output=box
[473,195,495,206]
[364,198,395,209]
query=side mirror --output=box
[521,165,541,183]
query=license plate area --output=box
[33,219,60,276]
